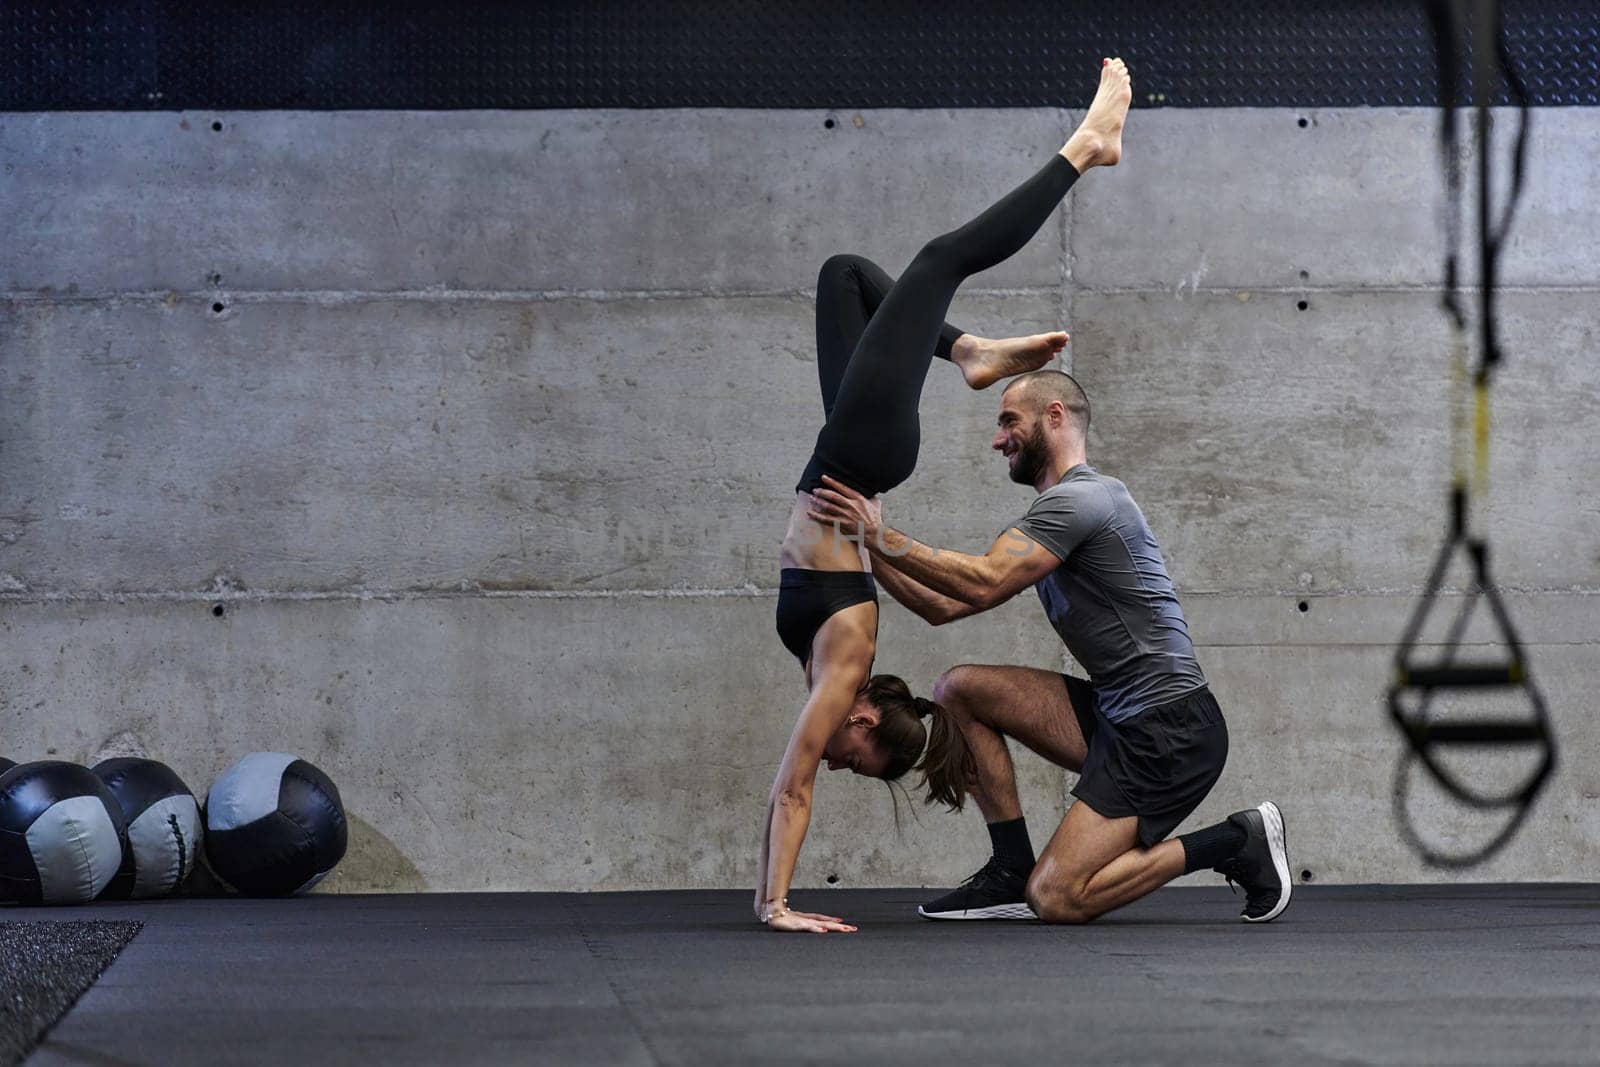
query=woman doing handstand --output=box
[757,58,1132,933]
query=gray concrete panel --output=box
[1193,634,1596,886]
[1070,108,1600,290]
[0,293,1062,593]
[1,590,1589,888]
[0,110,1070,295]
[1184,590,1600,647]
[0,594,1065,893]
[1069,290,1600,593]
[1129,594,1592,887]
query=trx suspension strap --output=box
[1387,0,1556,868]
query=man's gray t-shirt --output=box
[1011,464,1206,722]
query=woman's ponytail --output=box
[862,676,976,812]
[913,697,976,812]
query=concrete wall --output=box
[1,107,1595,892]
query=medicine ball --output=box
[203,752,347,897]
[0,761,127,905]
[0,758,15,774]
[92,757,203,899]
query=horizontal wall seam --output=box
[1070,284,1600,296]
[6,284,1600,306]
[0,588,774,603]
[1,587,1594,604]
[1197,642,1599,650]
[0,285,1062,305]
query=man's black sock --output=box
[987,817,1035,875]
[1178,819,1247,874]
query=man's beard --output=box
[1008,422,1050,486]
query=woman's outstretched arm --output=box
[753,794,775,918]
[756,602,875,933]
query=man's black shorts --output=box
[1060,675,1228,848]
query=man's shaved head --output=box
[1002,370,1091,437]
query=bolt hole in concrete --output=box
[1298,269,1309,280]
[1296,300,1309,311]
[211,120,223,131]
[823,116,836,129]
[212,302,225,314]
[1297,600,1310,613]
[826,874,840,885]
[1297,116,1309,128]
[212,603,225,617]
[1301,869,1315,883]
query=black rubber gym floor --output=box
[5,885,1598,1066]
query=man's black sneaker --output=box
[1213,800,1291,923]
[918,856,1036,920]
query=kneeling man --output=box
[808,370,1291,923]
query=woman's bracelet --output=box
[760,898,789,924]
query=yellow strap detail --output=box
[1473,379,1490,495]
[1449,332,1469,492]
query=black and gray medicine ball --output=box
[0,761,128,905]
[203,753,347,897]
[92,757,203,899]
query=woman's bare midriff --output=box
[780,491,871,572]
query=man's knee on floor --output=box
[1026,866,1096,925]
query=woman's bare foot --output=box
[1061,58,1132,173]
[951,330,1069,390]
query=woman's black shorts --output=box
[1061,675,1229,848]
[776,568,877,666]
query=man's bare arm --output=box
[873,525,1058,612]
[871,556,985,626]
[805,475,1060,618]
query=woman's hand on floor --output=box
[764,909,858,933]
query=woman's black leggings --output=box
[796,153,1081,496]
